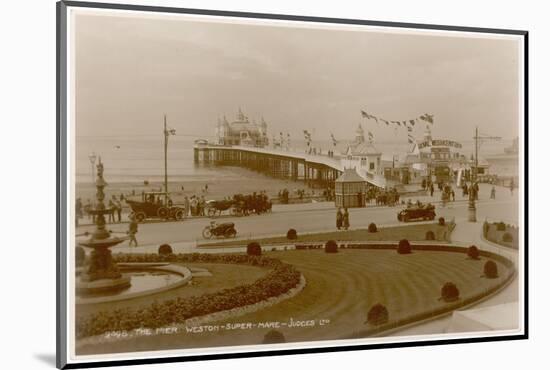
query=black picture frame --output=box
[57,1,528,368]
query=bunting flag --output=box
[360,109,434,128]
[368,131,374,140]
[407,126,413,132]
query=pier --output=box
[194,144,344,188]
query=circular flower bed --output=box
[467,245,480,260]
[441,282,460,302]
[286,229,298,240]
[325,240,338,253]
[425,231,435,241]
[366,303,389,325]
[484,260,499,278]
[262,329,286,344]
[247,242,262,256]
[397,239,411,254]
[158,244,173,255]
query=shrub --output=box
[325,240,338,253]
[441,282,460,302]
[247,242,262,256]
[438,217,446,226]
[158,244,173,255]
[262,330,286,344]
[366,303,389,325]
[467,245,480,260]
[484,260,499,278]
[397,239,411,254]
[496,222,506,231]
[502,232,513,243]
[75,246,86,267]
[425,230,435,240]
[286,228,298,240]
[368,223,377,233]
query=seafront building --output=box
[196,111,485,192]
[215,108,269,147]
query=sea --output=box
[75,135,519,184]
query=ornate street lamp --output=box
[88,152,97,184]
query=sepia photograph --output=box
[57,1,527,367]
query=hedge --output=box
[366,303,389,325]
[441,282,460,302]
[484,260,499,278]
[247,242,262,256]
[368,223,378,233]
[397,239,411,254]
[425,230,435,241]
[467,245,480,260]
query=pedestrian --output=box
[336,208,343,230]
[510,178,515,195]
[343,208,350,230]
[199,195,206,216]
[490,186,496,199]
[113,195,122,222]
[75,197,82,227]
[205,184,208,193]
[430,183,434,197]
[128,215,138,247]
[451,189,455,202]
[183,196,190,216]
[108,199,115,223]
[474,182,479,200]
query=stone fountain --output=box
[76,158,131,295]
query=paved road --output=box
[76,186,518,254]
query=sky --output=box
[73,10,522,143]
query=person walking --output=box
[128,215,138,247]
[336,208,343,230]
[108,199,115,223]
[112,195,122,222]
[343,208,350,230]
[430,183,434,197]
[510,178,515,195]
[490,186,496,199]
[183,196,190,217]
[451,189,455,202]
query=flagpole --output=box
[164,114,168,197]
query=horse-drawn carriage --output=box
[205,193,272,217]
[126,192,185,222]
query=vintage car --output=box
[126,191,185,222]
[397,203,436,222]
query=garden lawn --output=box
[77,248,511,355]
[198,223,452,248]
[76,263,268,319]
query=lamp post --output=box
[88,152,97,184]
[467,128,478,222]
[163,115,176,200]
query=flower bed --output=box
[76,253,301,339]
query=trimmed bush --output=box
[325,240,338,253]
[286,228,298,240]
[438,217,446,226]
[484,260,499,278]
[262,330,286,344]
[467,245,480,260]
[441,282,460,302]
[158,244,173,255]
[397,239,411,254]
[368,223,378,233]
[496,222,506,231]
[247,242,262,256]
[502,232,513,243]
[425,230,435,240]
[75,246,86,267]
[366,303,389,325]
